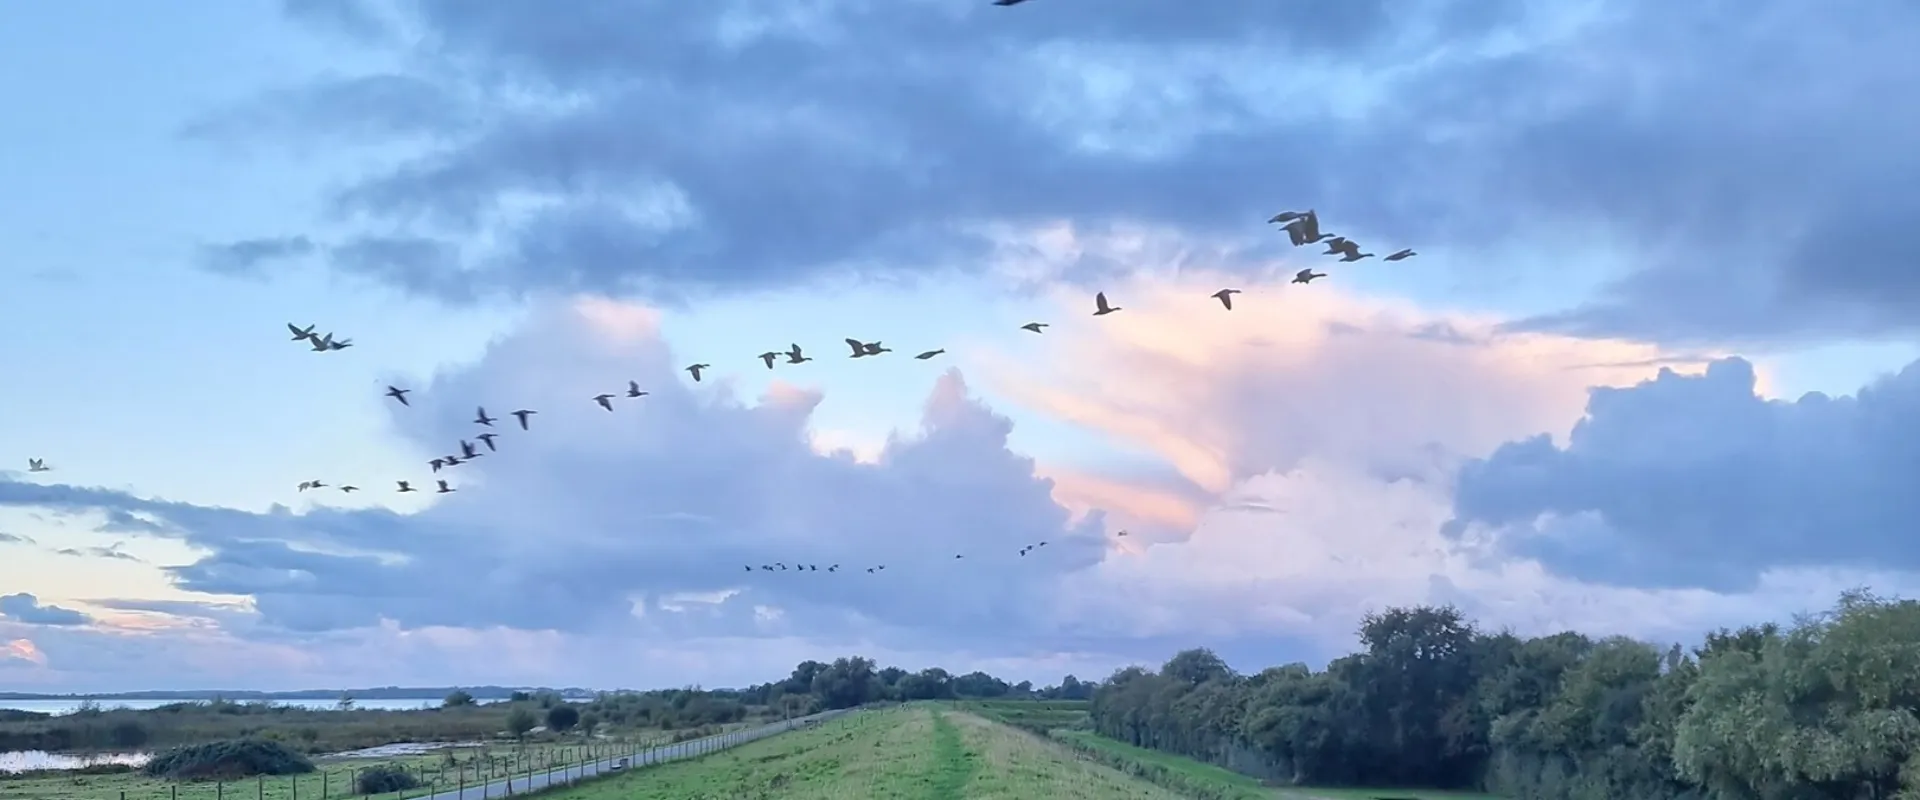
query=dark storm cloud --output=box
[0,593,90,626]
[1450,357,1920,591]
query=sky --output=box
[2,0,1919,693]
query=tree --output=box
[443,690,476,709]
[546,704,580,732]
[506,708,536,740]
[578,712,600,738]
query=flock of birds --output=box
[20,194,1408,573]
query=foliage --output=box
[443,690,475,708]
[351,764,418,794]
[546,704,580,732]
[506,707,537,739]
[140,739,316,780]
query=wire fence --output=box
[84,710,848,800]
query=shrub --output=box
[141,739,316,780]
[354,764,419,794]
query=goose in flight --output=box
[1292,269,1326,284]
[785,344,812,364]
[1211,289,1241,310]
[686,364,710,382]
[459,439,479,459]
[992,0,1030,5]
[915,349,945,360]
[846,338,877,358]
[476,432,498,452]
[287,323,317,341]
[1384,248,1416,261]
[298,480,325,491]
[396,481,416,493]
[473,407,495,426]
[862,341,891,355]
[1338,249,1375,262]
[512,409,536,429]
[744,565,753,572]
[758,351,780,369]
[1268,210,1308,224]
[384,386,411,406]
[309,333,335,352]
[1021,322,1048,333]
[1117,530,1129,537]
[26,459,49,473]
[1280,211,1327,246]
[626,381,648,399]
[339,485,359,493]
[593,393,616,411]
[430,458,445,472]
[444,455,463,467]
[1322,237,1353,257]
[326,337,353,350]
[435,480,454,494]
[1092,292,1121,316]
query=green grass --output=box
[953,699,1090,735]
[523,705,1182,800]
[0,740,641,800]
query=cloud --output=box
[51,542,145,563]
[0,298,1102,652]
[183,0,1918,344]
[195,236,316,277]
[1450,357,1920,592]
[0,532,34,546]
[0,594,91,627]
[2,639,47,667]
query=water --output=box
[0,750,150,773]
[0,697,446,715]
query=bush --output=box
[141,739,316,780]
[354,764,419,794]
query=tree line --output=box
[1086,590,1920,799]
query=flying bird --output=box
[862,341,890,355]
[26,459,49,473]
[473,407,495,426]
[593,394,616,411]
[1339,249,1375,262]
[846,339,876,358]
[476,432,498,452]
[1384,248,1416,261]
[298,480,325,491]
[436,480,454,494]
[512,409,536,429]
[992,0,1029,5]
[430,458,445,472]
[1117,530,1129,537]
[1292,269,1326,284]
[384,386,411,406]
[1325,238,1358,258]
[758,351,780,369]
[1211,289,1241,310]
[339,485,359,493]
[1020,322,1048,333]
[1280,211,1327,246]
[686,364,710,382]
[444,455,463,467]
[397,481,416,493]
[326,337,352,350]
[915,349,945,360]
[287,323,316,341]
[459,440,479,459]
[1092,292,1121,316]
[309,333,334,352]
[785,344,812,364]
[1268,210,1308,224]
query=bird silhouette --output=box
[1324,238,1357,257]
[626,381,648,398]
[1021,322,1048,333]
[385,386,411,406]
[459,440,479,459]
[309,333,334,352]
[512,409,536,429]
[1339,249,1375,262]
[862,341,890,355]
[758,351,780,369]
[474,407,495,426]
[785,344,812,364]
[326,337,352,350]
[287,323,317,341]
[397,481,416,493]
[915,349,945,360]
[1384,248,1416,261]
[476,432,498,452]
[436,480,454,494]
[593,394,616,411]
[1211,289,1241,310]
[26,459,49,473]
[686,364,710,381]
[992,0,1030,5]
[298,480,325,491]
[846,338,877,358]
[444,455,463,467]
[430,458,445,472]
[1093,292,1121,316]
[339,485,359,493]
[1293,269,1326,284]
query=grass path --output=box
[945,711,1184,800]
[925,709,979,800]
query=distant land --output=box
[0,685,603,701]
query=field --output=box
[526,704,1181,799]
[0,739,637,800]
[952,699,1089,735]
[1051,726,1504,800]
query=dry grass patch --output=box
[944,711,1185,800]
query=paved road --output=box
[419,710,849,799]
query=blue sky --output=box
[3,0,1919,692]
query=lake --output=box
[0,697,449,715]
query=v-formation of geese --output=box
[18,199,1410,577]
